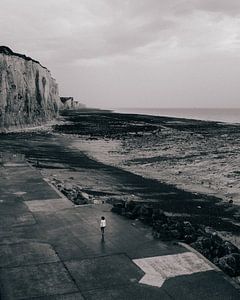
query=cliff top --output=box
[0,46,47,69]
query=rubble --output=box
[51,178,91,205]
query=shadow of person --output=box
[101,235,106,253]
[101,234,105,243]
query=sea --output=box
[114,108,240,124]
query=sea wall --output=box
[0,46,60,130]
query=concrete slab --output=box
[25,198,73,213]
[34,293,85,300]
[162,271,240,300]
[0,262,79,300]
[120,238,187,259]
[0,166,60,201]
[0,196,29,215]
[0,156,239,299]
[0,242,59,268]
[83,284,172,300]
[0,212,36,228]
[20,180,60,201]
[0,196,36,228]
[65,254,144,292]
[54,237,91,261]
[133,252,213,288]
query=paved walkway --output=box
[0,158,239,299]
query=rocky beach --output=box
[55,111,240,240]
[1,110,239,231]
[1,109,240,281]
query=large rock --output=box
[0,46,60,130]
[216,253,240,277]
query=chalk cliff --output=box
[0,46,60,130]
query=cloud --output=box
[1,0,240,66]
[0,0,240,108]
[193,0,240,16]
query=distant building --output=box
[60,97,86,109]
[60,97,74,109]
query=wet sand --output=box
[0,109,240,246]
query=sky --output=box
[1,0,240,109]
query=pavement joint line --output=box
[21,203,39,225]
[179,242,240,291]
[61,252,132,263]
[78,282,143,293]
[88,282,144,293]
[53,248,87,299]
[161,287,175,300]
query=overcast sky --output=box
[1,0,240,108]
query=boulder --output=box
[217,254,240,277]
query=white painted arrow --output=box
[133,252,213,288]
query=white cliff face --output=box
[0,47,60,130]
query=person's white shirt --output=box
[100,219,106,227]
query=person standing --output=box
[100,216,106,238]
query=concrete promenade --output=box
[0,157,239,299]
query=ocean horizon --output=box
[114,107,240,124]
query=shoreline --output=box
[113,108,240,124]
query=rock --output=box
[113,202,125,209]
[111,206,123,214]
[125,212,135,219]
[217,254,240,277]
[111,202,125,214]
[221,241,239,256]
[184,234,197,243]
[131,204,141,218]
[125,200,136,211]
[170,229,181,239]
[80,191,89,201]
[191,237,213,255]
[74,196,88,205]
[152,208,167,222]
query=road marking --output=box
[133,252,214,288]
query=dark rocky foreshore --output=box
[111,200,240,281]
